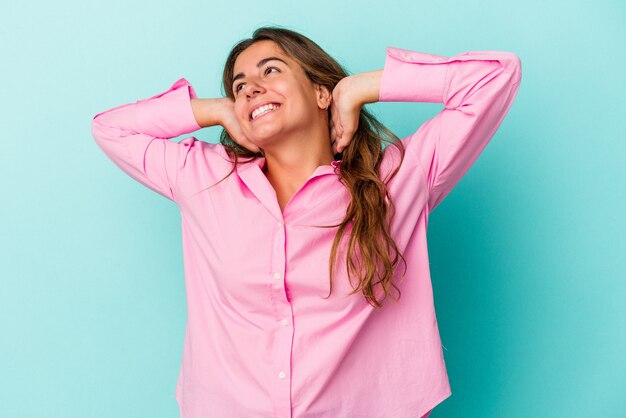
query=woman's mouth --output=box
[250,103,281,121]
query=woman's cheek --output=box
[236,107,248,128]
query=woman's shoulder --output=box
[176,137,262,186]
[179,137,234,165]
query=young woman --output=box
[92,26,521,418]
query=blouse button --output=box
[274,272,281,280]
[280,318,289,326]
[278,372,286,379]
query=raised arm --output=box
[91,78,257,202]
[331,46,522,211]
[91,78,202,202]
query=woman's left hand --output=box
[329,70,383,154]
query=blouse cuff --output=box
[379,47,448,103]
[134,77,203,138]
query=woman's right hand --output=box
[191,98,261,153]
[330,70,382,154]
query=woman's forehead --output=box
[233,40,291,72]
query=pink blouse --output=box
[92,46,521,418]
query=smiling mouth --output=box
[250,103,281,121]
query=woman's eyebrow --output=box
[232,57,289,86]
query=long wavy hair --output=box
[216,26,407,308]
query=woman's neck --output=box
[261,130,334,207]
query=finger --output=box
[331,125,342,142]
[336,128,355,154]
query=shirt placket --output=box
[271,217,294,418]
[235,162,345,417]
[237,163,296,418]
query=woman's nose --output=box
[245,80,265,98]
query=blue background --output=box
[1,1,624,417]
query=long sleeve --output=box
[379,47,522,211]
[91,78,203,202]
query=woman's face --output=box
[231,40,328,148]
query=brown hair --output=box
[218,26,407,308]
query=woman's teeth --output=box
[251,104,280,120]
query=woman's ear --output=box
[314,84,332,110]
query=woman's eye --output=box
[234,67,278,94]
